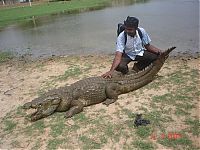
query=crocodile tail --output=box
[162,46,176,60]
[153,46,176,71]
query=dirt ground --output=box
[0,54,199,149]
[0,55,113,118]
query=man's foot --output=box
[127,70,137,74]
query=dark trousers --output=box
[116,51,158,74]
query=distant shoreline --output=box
[0,51,199,64]
[0,0,111,29]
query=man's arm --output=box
[144,44,162,55]
[101,51,122,78]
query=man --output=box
[102,16,162,78]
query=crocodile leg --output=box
[65,100,84,118]
[103,83,120,106]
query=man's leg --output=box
[115,53,132,74]
[133,51,158,71]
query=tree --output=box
[28,0,31,7]
[2,0,5,5]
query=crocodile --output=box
[23,47,176,121]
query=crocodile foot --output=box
[65,104,83,118]
[102,99,117,106]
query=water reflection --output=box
[0,0,199,58]
[18,0,150,30]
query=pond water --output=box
[0,0,199,58]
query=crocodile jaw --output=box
[23,96,62,121]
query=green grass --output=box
[47,138,65,150]
[56,65,83,81]
[31,139,42,150]
[3,120,17,133]
[168,71,186,84]
[175,107,190,116]
[135,126,152,138]
[0,0,111,28]
[50,122,65,138]
[122,108,135,118]
[72,113,88,122]
[37,63,93,94]
[0,51,13,63]
[16,106,27,116]
[133,140,154,150]
[79,135,101,149]
[24,120,45,136]
[184,118,200,136]
[0,58,199,149]
[152,93,175,105]
[157,133,193,150]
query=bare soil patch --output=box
[0,55,199,149]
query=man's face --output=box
[125,26,136,37]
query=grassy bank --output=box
[0,55,199,149]
[0,0,111,29]
[0,51,13,63]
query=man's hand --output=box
[144,44,162,55]
[101,51,122,79]
[101,70,114,78]
[157,50,163,56]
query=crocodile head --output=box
[23,94,61,121]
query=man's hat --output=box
[124,16,139,28]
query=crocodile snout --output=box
[23,102,32,109]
